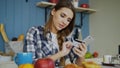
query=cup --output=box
[103,55,112,64]
[14,52,33,66]
[72,1,78,8]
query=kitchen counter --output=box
[85,58,120,68]
[0,61,119,68]
[0,61,18,68]
[102,65,120,68]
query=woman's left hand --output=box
[73,43,87,58]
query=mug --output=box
[72,1,78,8]
[14,52,33,66]
[103,55,112,63]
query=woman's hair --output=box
[44,0,75,50]
[45,0,75,46]
[44,0,75,65]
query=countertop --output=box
[0,61,18,68]
[0,61,119,68]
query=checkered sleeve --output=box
[25,26,39,61]
[67,37,80,63]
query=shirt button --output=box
[56,64,58,65]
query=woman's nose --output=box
[63,19,68,25]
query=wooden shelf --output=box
[36,1,96,13]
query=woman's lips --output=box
[59,24,65,29]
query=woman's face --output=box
[51,7,73,33]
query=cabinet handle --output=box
[26,0,28,2]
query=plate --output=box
[102,62,120,67]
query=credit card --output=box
[83,35,94,46]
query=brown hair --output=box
[44,0,75,65]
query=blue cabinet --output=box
[0,0,45,52]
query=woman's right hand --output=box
[46,41,72,61]
[61,41,72,56]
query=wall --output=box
[0,0,89,52]
[89,0,120,57]
[0,0,45,52]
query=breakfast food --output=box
[17,34,24,41]
[64,61,101,68]
[18,63,34,68]
[82,61,101,68]
[0,24,9,42]
[93,51,99,58]
[64,64,84,68]
[34,58,55,68]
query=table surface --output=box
[0,61,119,68]
[102,65,120,68]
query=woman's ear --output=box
[51,8,56,15]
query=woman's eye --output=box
[67,19,71,22]
[60,13,72,23]
[60,13,65,18]
[67,18,72,22]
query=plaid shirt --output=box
[24,26,79,67]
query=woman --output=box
[24,0,87,67]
